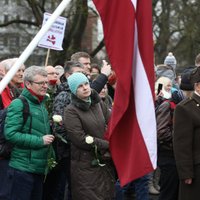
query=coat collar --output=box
[71,89,101,111]
[21,88,48,104]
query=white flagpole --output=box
[0,0,71,93]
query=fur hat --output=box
[190,67,200,84]
[164,52,177,70]
[67,72,89,95]
[180,72,194,91]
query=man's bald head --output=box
[45,65,58,84]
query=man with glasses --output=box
[3,66,55,200]
[45,65,59,86]
[44,65,59,117]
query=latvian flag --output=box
[93,0,157,186]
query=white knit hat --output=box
[164,52,177,70]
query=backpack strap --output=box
[18,95,32,133]
[0,95,3,110]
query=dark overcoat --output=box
[173,93,200,200]
[64,90,115,200]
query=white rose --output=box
[46,93,50,98]
[52,115,62,123]
[85,136,94,144]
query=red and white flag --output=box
[93,0,157,186]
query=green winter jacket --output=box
[4,88,54,174]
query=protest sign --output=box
[38,12,67,51]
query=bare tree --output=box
[2,0,200,69]
[153,0,200,70]
[0,0,92,65]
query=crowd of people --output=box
[0,51,200,200]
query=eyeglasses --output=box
[31,81,49,86]
[48,72,59,75]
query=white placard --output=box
[38,12,67,51]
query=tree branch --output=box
[90,39,105,58]
[0,20,38,27]
[26,0,43,25]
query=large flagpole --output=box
[0,0,71,93]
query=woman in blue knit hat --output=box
[64,72,115,200]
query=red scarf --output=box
[1,86,13,108]
[28,89,44,102]
[1,83,24,108]
[49,79,57,86]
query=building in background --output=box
[0,0,47,65]
[0,0,101,66]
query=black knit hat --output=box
[180,71,194,91]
